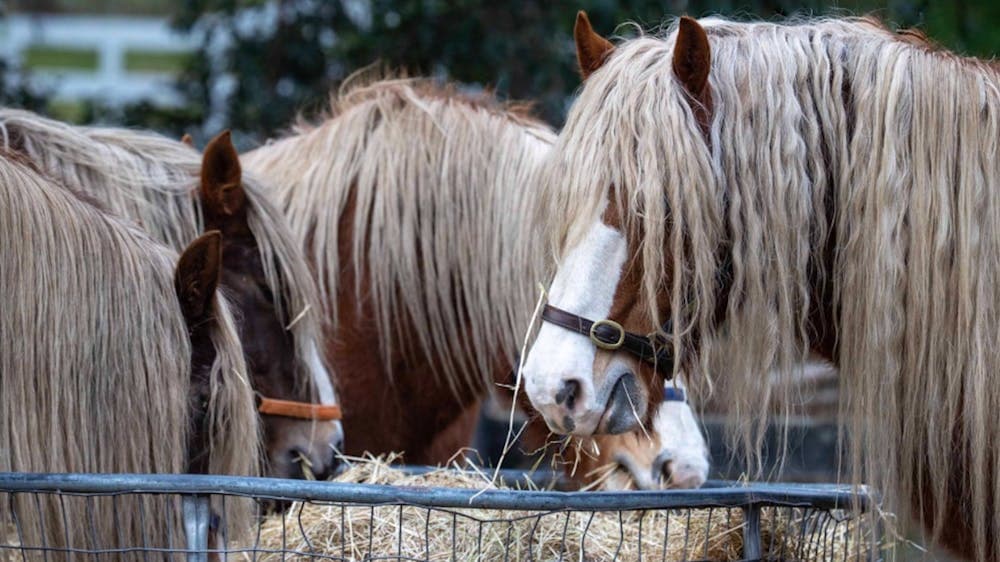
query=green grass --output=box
[124,50,189,74]
[22,46,189,75]
[23,46,98,70]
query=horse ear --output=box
[575,11,614,79]
[200,130,246,230]
[180,133,194,147]
[175,230,223,324]
[672,16,711,98]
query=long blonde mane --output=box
[546,16,1000,557]
[0,110,326,397]
[245,77,556,394]
[0,154,258,556]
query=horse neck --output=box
[251,100,553,394]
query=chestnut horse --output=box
[245,75,710,490]
[245,77,555,464]
[523,12,1000,560]
[0,111,343,479]
[0,151,258,558]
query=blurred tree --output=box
[75,99,204,139]
[165,0,1000,143]
[0,7,49,113]
[0,57,48,113]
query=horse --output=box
[244,75,712,490]
[521,11,1000,560]
[244,77,556,464]
[0,111,343,480]
[0,150,258,558]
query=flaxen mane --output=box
[245,77,556,394]
[0,110,326,397]
[544,16,1000,558]
[0,154,258,557]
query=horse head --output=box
[198,132,344,479]
[523,13,714,437]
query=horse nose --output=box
[300,429,346,481]
[286,446,333,481]
[539,378,589,433]
[322,431,346,479]
[656,451,707,489]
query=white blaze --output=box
[306,340,344,446]
[523,219,627,432]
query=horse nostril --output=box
[287,446,307,463]
[555,379,582,410]
[660,460,674,485]
[331,435,344,455]
[327,452,347,479]
[652,451,673,485]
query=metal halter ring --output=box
[589,318,626,350]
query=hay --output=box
[247,457,880,561]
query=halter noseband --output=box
[256,396,342,421]
[540,304,675,380]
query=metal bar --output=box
[742,505,762,560]
[0,473,873,513]
[399,466,567,489]
[181,494,210,562]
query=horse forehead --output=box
[548,220,628,305]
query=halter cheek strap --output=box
[540,304,675,379]
[256,396,342,421]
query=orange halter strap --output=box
[256,396,342,421]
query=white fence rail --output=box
[1,14,199,106]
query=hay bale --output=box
[247,458,880,561]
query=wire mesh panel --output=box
[0,472,880,561]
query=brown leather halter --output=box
[256,396,342,421]
[541,304,675,379]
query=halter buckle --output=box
[589,319,626,350]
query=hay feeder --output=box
[0,463,882,561]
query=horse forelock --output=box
[245,77,557,397]
[548,15,1000,557]
[0,110,330,402]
